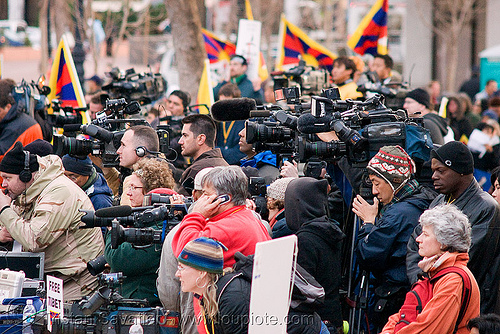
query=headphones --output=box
[135,146,161,158]
[19,150,32,183]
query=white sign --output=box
[46,275,64,332]
[248,235,298,334]
[236,19,262,81]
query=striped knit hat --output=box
[178,237,227,274]
[367,145,416,192]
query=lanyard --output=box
[222,121,236,145]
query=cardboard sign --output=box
[248,235,298,334]
[46,275,63,332]
[236,19,262,81]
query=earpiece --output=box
[19,150,32,183]
[135,146,160,157]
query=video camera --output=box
[356,71,409,110]
[271,60,331,99]
[102,67,166,105]
[12,77,50,118]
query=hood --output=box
[17,155,64,205]
[298,217,345,247]
[285,177,329,232]
[424,113,448,136]
[0,103,21,126]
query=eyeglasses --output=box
[129,185,143,191]
[177,264,187,272]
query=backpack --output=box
[394,266,472,333]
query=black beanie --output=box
[406,88,430,109]
[62,155,94,176]
[430,141,474,175]
[24,139,53,157]
[0,141,39,175]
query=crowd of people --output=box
[1,51,500,334]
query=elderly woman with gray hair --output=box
[381,204,480,334]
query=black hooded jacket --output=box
[285,177,345,327]
[423,113,448,145]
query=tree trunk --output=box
[164,0,206,101]
[445,32,459,92]
[39,0,49,75]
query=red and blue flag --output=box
[276,15,337,72]
[202,29,236,64]
[347,0,388,56]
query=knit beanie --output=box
[406,88,430,109]
[430,141,474,175]
[267,177,295,200]
[367,145,416,192]
[0,141,39,175]
[178,237,227,274]
[24,139,53,157]
[62,155,94,176]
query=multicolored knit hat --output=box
[178,237,227,274]
[367,145,416,192]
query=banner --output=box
[196,59,214,114]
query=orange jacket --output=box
[381,252,480,334]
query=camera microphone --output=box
[211,98,257,121]
[95,205,133,218]
[297,113,333,134]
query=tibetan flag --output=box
[276,15,337,72]
[47,36,87,112]
[347,0,388,56]
[202,29,236,64]
[196,59,214,114]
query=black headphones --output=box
[135,146,160,158]
[19,150,32,183]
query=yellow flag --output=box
[196,59,214,114]
[245,0,254,21]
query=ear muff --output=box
[19,150,32,183]
[135,146,160,158]
[135,146,147,158]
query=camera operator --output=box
[0,79,44,164]
[116,125,170,205]
[331,56,363,100]
[351,145,435,330]
[0,142,104,301]
[238,127,279,185]
[88,91,108,120]
[178,114,228,196]
[62,155,113,211]
[105,158,176,306]
[172,166,271,267]
[403,88,451,145]
[371,54,401,85]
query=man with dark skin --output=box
[406,141,500,314]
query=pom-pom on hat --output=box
[430,141,474,175]
[0,141,39,175]
[178,237,227,274]
[367,145,416,192]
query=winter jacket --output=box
[178,148,229,196]
[285,177,345,327]
[0,155,104,300]
[214,74,264,103]
[0,102,43,162]
[357,184,435,286]
[172,205,271,268]
[82,170,113,210]
[423,113,448,145]
[104,219,161,306]
[240,150,279,185]
[216,120,246,165]
[407,178,500,313]
[383,253,480,334]
[270,209,294,239]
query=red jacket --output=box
[173,205,271,268]
[382,252,480,334]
